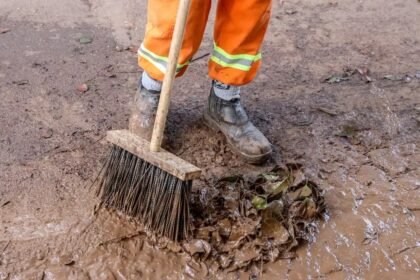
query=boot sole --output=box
[203,111,272,165]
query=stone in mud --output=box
[0,28,11,34]
[76,83,89,93]
[41,128,54,139]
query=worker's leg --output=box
[138,0,211,81]
[204,0,273,164]
[131,0,211,139]
[209,0,272,85]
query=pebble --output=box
[77,83,89,93]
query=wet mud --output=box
[1,0,420,279]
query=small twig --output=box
[116,70,139,74]
[98,231,143,246]
[191,52,210,63]
[1,240,11,253]
[1,201,10,207]
[392,244,420,257]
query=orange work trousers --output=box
[138,0,272,86]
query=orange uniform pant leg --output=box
[138,0,211,81]
[209,0,272,85]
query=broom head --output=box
[97,130,201,241]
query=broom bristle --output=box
[97,145,192,241]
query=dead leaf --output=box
[183,239,211,259]
[291,169,306,186]
[229,217,260,242]
[285,9,297,15]
[224,196,239,211]
[314,106,338,116]
[166,241,182,253]
[195,226,214,240]
[303,198,317,218]
[265,200,284,219]
[184,260,208,278]
[218,219,232,238]
[279,251,298,259]
[219,175,243,183]
[383,74,407,81]
[233,244,261,268]
[211,230,222,244]
[336,124,359,138]
[252,196,267,210]
[324,75,349,84]
[128,45,138,53]
[79,36,93,44]
[265,179,287,194]
[218,254,233,269]
[12,80,29,86]
[267,247,280,262]
[300,186,312,197]
[357,67,372,82]
[261,218,289,244]
[289,185,312,201]
[261,173,279,181]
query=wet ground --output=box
[1,0,419,279]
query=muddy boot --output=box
[203,87,273,164]
[128,85,159,141]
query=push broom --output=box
[97,0,201,241]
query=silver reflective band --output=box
[138,44,189,73]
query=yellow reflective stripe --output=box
[138,49,166,73]
[213,42,261,62]
[138,44,190,71]
[140,44,168,62]
[140,54,166,73]
[210,56,250,71]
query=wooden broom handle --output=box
[150,0,192,152]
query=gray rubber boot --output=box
[203,87,273,164]
[128,85,160,141]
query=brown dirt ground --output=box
[1,0,419,279]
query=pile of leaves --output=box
[181,164,326,272]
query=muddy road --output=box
[1,0,419,279]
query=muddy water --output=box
[1,0,420,279]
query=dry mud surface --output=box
[1,0,419,279]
